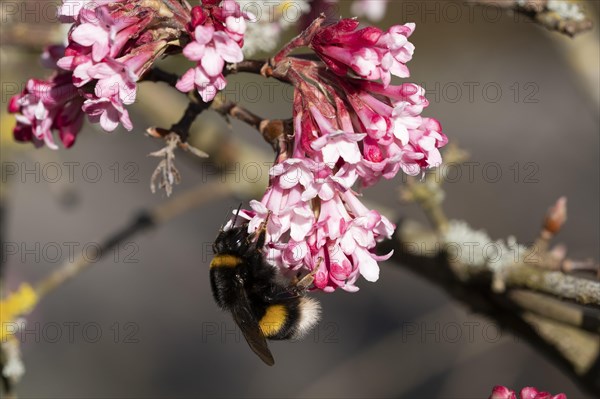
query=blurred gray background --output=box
[1,1,598,398]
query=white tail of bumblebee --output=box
[292,297,321,339]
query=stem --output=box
[227,59,272,76]
[272,14,326,65]
[404,176,449,233]
[141,67,179,87]
[211,95,293,152]
[504,264,600,307]
[169,96,211,142]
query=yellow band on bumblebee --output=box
[210,254,242,268]
[259,304,287,337]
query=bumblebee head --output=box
[213,224,252,255]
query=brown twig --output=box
[169,96,211,143]
[141,67,180,87]
[210,94,293,153]
[226,59,273,77]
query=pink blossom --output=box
[239,158,394,291]
[70,7,116,62]
[311,19,415,87]
[302,163,358,202]
[228,17,445,291]
[87,62,134,104]
[491,386,518,399]
[182,25,243,77]
[177,3,248,102]
[270,158,318,192]
[9,73,84,149]
[57,44,94,86]
[176,66,227,103]
[54,1,184,137]
[403,117,448,171]
[209,0,253,44]
[378,24,416,81]
[489,386,566,399]
[520,387,566,399]
[311,130,366,165]
[58,0,117,22]
[82,94,133,132]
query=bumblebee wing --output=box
[231,289,275,366]
[272,290,301,301]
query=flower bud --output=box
[544,196,567,234]
[190,6,208,29]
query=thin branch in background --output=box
[34,181,234,299]
[507,289,600,334]
[1,179,236,399]
[471,0,594,37]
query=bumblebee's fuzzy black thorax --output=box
[209,219,321,366]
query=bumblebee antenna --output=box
[231,203,243,226]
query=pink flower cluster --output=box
[237,19,447,292]
[8,46,84,149]
[177,0,251,102]
[490,386,566,399]
[9,0,188,148]
[311,18,415,87]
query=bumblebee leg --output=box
[290,257,323,292]
[254,211,272,248]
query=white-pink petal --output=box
[213,32,244,63]
[354,248,380,282]
[201,46,226,77]
[183,41,207,61]
[194,25,215,46]
[176,68,196,92]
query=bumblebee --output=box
[209,211,321,366]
